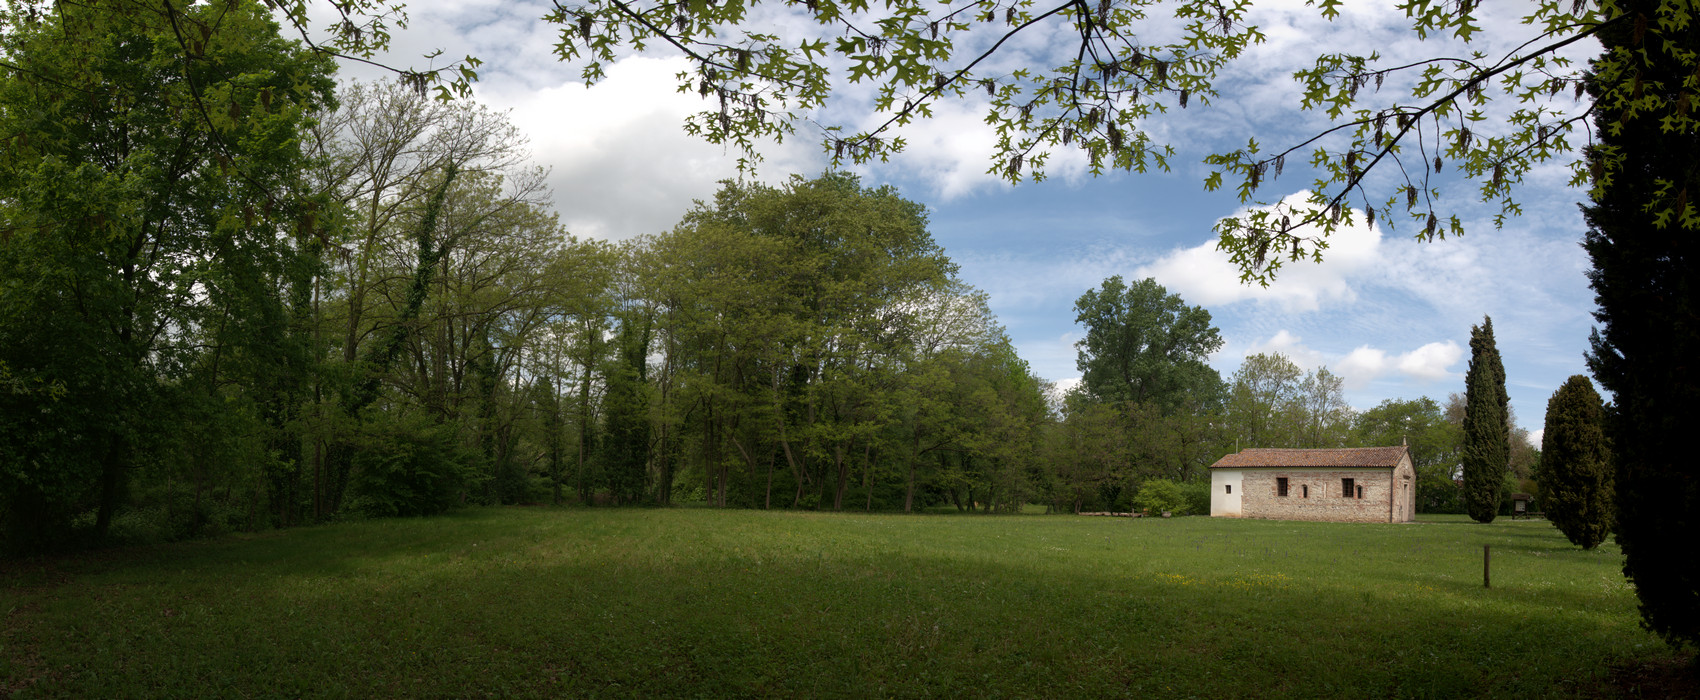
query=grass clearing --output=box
[1,508,1687,697]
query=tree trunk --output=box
[832,443,849,511]
[777,421,807,507]
[656,422,673,506]
[904,433,921,513]
[904,462,916,513]
[864,443,874,512]
[764,450,775,510]
[93,438,127,540]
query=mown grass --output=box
[0,508,1684,698]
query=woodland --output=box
[0,3,1512,554]
[3,0,1698,664]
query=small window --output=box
[1357,485,1364,499]
[1342,478,1355,498]
[1225,484,1232,495]
[1277,477,1289,497]
[1302,484,1309,498]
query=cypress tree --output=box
[1462,316,1509,524]
[1538,376,1612,549]
[1583,0,1700,650]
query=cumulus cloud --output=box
[479,57,823,240]
[1244,330,1328,368]
[1134,191,1384,313]
[1235,331,1462,389]
[1333,341,1464,388]
[861,97,1093,201]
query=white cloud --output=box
[1333,340,1463,388]
[479,57,823,240]
[1528,429,1544,448]
[1244,329,1327,368]
[1235,331,1461,389]
[863,97,1093,201]
[1396,341,1465,381]
[1135,191,1383,313]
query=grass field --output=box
[1,508,1688,698]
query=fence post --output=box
[1483,544,1491,588]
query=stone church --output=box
[1208,446,1416,523]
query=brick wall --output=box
[1239,468,1396,523]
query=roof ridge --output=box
[1242,446,1405,451]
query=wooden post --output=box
[1483,544,1491,588]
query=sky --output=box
[324,0,1603,443]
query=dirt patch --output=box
[1600,651,1698,699]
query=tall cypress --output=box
[1462,316,1509,524]
[1583,0,1700,650]
[1538,376,1612,549]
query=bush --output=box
[1178,480,1211,515]
[347,414,477,518]
[1133,479,1190,516]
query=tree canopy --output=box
[0,0,338,551]
[1072,276,1223,411]
[259,0,1671,285]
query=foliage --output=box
[1072,276,1223,412]
[1583,0,1700,650]
[600,314,654,505]
[1352,397,1462,513]
[1222,352,1355,450]
[1132,478,1189,515]
[1224,352,1304,449]
[347,412,478,518]
[1462,316,1508,524]
[1538,376,1612,549]
[0,0,336,552]
[634,173,1058,514]
[1177,479,1211,516]
[506,0,1671,285]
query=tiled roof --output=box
[1208,446,1409,469]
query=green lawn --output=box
[0,508,1685,697]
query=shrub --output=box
[1178,480,1211,515]
[347,414,477,518]
[1133,479,1190,516]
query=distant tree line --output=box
[1049,288,1536,516]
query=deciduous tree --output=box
[0,0,336,551]
[1073,276,1223,412]
[1353,397,1460,513]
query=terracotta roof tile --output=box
[1208,446,1409,469]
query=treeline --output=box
[1049,276,1539,516]
[0,3,1531,555]
[0,0,1059,551]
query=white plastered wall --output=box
[1210,470,1243,516]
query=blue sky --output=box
[333,0,1602,441]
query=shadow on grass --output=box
[3,507,1678,699]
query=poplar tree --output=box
[1538,376,1611,549]
[1462,316,1509,524]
